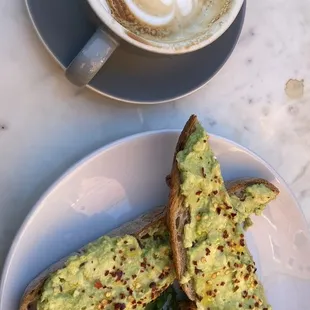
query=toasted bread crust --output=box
[20,207,166,310]
[167,114,199,301]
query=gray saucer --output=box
[26,0,246,104]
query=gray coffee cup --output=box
[66,0,244,87]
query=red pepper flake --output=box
[201,167,206,178]
[233,286,239,292]
[132,275,137,279]
[216,207,221,215]
[205,248,211,255]
[206,290,213,296]
[94,280,103,289]
[120,293,125,299]
[224,203,232,210]
[253,280,258,286]
[217,245,224,252]
[149,282,156,289]
[196,294,203,301]
[130,248,135,252]
[193,260,198,266]
[231,213,237,218]
[240,239,245,246]
[114,303,126,310]
[212,190,218,195]
[223,230,228,239]
[104,270,109,276]
[194,267,202,275]
[239,304,243,308]
[203,139,207,143]
[220,281,225,286]
[140,262,147,269]
[244,274,250,281]
[196,190,202,196]
[247,265,252,272]
[115,270,124,281]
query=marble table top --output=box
[1,0,310,273]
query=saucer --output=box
[26,0,246,104]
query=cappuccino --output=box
[106,0,232,42]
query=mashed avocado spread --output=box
[38,221,175,310]
[177,124,271,310]
[231,184,277,230]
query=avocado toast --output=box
[167,115,277,309]
[20,118,279,310]
[21,177,278,310]
[20,207,175,310]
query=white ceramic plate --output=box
[1,131,310,310]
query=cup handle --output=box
[65,27,119,87]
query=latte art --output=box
[121,0,196,27]
[107,0,231,42]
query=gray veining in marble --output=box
[1,0,310,274]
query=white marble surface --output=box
[1,0,310,273]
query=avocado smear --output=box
[38,220,175,310]
[177,124,272,310]
[230,184,277,230]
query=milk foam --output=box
[107,0,231,43]
[122,0,197,27]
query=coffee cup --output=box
[66,0,244,87]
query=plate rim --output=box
[0,129,306,306]
[24,0,246,104]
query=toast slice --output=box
[167,115,276,309]
[20,207,172,310]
